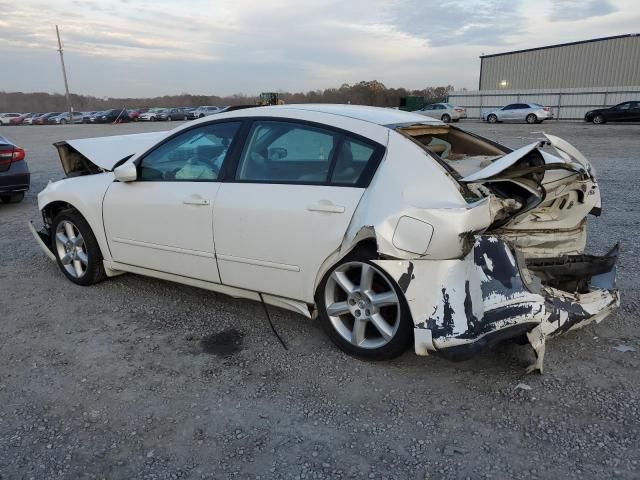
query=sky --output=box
[0,0,637,97]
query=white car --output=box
[138,109,164,121]
[30,105,619,370]
[0,113,22,125]
[415,103,467,123]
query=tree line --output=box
[0,81,455,112]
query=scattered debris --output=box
[443,445,466,456]
[613,344,636,353]
[515,383,532,391]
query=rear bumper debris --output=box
[375,236,619,371]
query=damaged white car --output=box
[30,105,619,371]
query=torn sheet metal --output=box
[375,235,619,369]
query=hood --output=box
[54,131,168,176]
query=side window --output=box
[236,121,338,183]
[616,102,631,110]
[503,104,516,110]
[139,122,240,181]
[330,138,376,185]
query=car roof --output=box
[224,104,443,127]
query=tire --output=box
[167,116,172,122]
[441,114,451,123]
[51,209,106,286]
[184,116,188,121]
[593,114,606,125]
[150,117,156,122]
[0,191,24,203]
[526,114,537,124]
[61,119,68,125]
[317,254,413,360]
[487,114,498,124]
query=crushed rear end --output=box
[380,124,620,371]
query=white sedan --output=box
[30,105,619,370]
[415,103,467,123]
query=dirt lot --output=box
[1,120,638,479]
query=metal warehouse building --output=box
[450,34,640,119]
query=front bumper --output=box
[375,236,619,371]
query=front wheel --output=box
[487,114,498,123]
[526,114,538,124]
[51,210,106,286]
[317,255,413,360]
[441,113,451,123]
[593,114,606,124]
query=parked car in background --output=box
[30,105,618,370]
[584,101,640,124]
[93,109,131,124]
[0,134,29,203]
[10,113,35,125]
[82,111,98,123]
[24,113,44,125]
[138,108,165,122]
[482,103,554,124]
[0,113,23,125]
[35,112,63,125]
[128,108,149,121]
[51,112,85,124]
[156,108,187,121]
[416,103,467,123]
[187,106,220,119]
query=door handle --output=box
[307,201,345,214]
[183,195,209,206]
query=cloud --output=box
[386,0,526,47]
[548,0,618,21]
[0,0,637,97]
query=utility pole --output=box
[56,25,73,124]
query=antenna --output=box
[56,25,73,124]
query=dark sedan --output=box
[0,135,29,203]
[94,108,131,124]
[584,101,640,124]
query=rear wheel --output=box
[51,210,106,286]
[526,114,537,124]
[487,114,498,123]
[317,255,413,360]
[441,113,451,123]
[0,192,24,203]
[593,114,606,124]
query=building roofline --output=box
[479,33,639,59]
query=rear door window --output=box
[234,120,383,186]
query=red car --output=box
[9,113,35,126]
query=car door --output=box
[630,102,640,121]
[102,121,242,282]
[212,119,385,302]
[499,104,517,121]
[607,102,630,122]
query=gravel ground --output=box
[0,120,638,480]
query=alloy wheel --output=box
[55,220,88,278]
[324,261,401,349]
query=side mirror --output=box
[114,162,138,182]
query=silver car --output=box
[482,103,554,124]
[416,103,467,123]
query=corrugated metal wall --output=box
[448,86,640,119]
[480,35,640,90]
